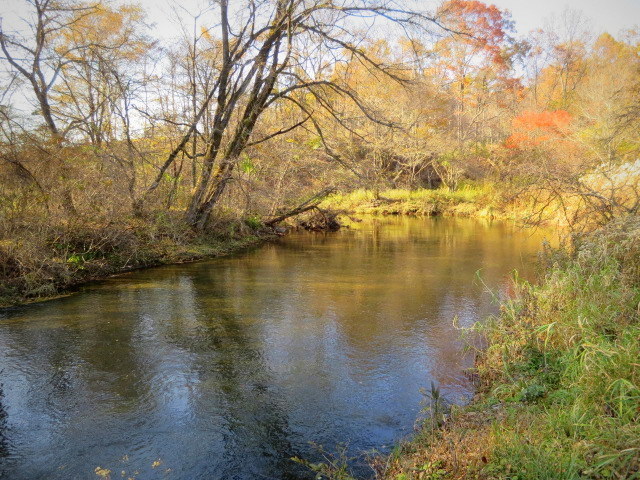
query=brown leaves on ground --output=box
[378,403,506,480]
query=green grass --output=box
[383,215,640,479]
[321,183,498,217]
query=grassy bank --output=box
[0,215,271,308]
[321,184,503,218]
[381,216,640,480]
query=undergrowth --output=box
[0,212,268,307]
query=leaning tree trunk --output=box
[186,158,236,230]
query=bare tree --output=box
[0,0,101,214]
[0,0,99,139]
[137,0,442,229]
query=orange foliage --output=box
[505,110,572,149]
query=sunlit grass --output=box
[322,182,498,216]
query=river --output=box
[0,216,549,479]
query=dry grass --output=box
[0,212,268,307]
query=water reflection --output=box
[0,217,549,479]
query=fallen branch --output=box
[264,187,336,226]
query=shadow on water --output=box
[0,216,551,479]
[0,384,11,478]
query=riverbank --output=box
[0,217,272,308]
[321,184,512,219]
[380,215,640,479]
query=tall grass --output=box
[474,216,640,479]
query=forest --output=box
[0,0,639,479]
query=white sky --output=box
[136,0,640,40]
[1,0,639,41]
[490,0,640,35]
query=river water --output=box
[0,217,549,479]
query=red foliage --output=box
[513,110,572,132]
[438,0,513,66]
[505,110,572,149]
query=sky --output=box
[1,0,639,41]
[134,0,640,40]
[489,0,640,35]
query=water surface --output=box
[0,217,548,479]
